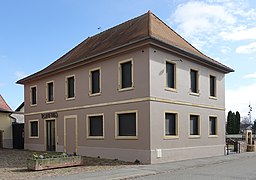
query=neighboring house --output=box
[0,95,13,148]
[17,11,233,164]
[10,102,24,149]
[11,102,24,124]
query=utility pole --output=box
[248,104,252,124]
[248,104,253,138]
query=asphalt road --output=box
[137,154,256,180]
[47,153,256,180]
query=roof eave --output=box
[17,37,152,84]
[149,38,234,74]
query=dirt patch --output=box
[0,149,136,180]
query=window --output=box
[30,86,37,105]
[46,81,54,102]
[166,62,176,89]
[66,76,75,99]
[116,111,137,138]
[165,112,178,137]
[89,68,101,95]
[87,114,104,138]
[210,75,216,97]
[209,116,217,136]
[190,115,200,136]
[119,60,133,90]
[190,69,198,93]
[29,120,39,138]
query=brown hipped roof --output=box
[0,95,12,113]
[17,11,233,84]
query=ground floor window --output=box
[29,120,39,138]
[209,116,217,136]
[87,114,104,138]
[189,115,200,136]
[116,111,137,138]
[165,112,178,137]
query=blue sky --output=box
[0,0,256,119]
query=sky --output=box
[0,0,256,119]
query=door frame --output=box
[64,115,78,153]
[44,118,57,151]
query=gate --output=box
[12,123,24,149]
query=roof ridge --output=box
[148,10,152,36]
[87,12,149,41]
[149,11,208,58]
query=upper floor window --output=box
[89,68,101,95]
[119,59,133,90]
[66,75,75,99]
[165,112,178,137]
[46,81,54,102]
[189,114,200,136]
[210,75,216,97]
[209,116,217,136]
[116,111,137,139]
[30,86,37,106]
[166,62,176,89]
[190,69,199,93]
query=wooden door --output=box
[64,116,77,154]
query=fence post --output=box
[227,144,229,155]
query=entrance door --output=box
[12,123,24,149]
[64,116,77,154]
[46,120,56,151]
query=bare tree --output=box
[241,116,251,125]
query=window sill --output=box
[209,96,217,100]
[118,87,134,92]
[89,92,102,97]
[65,97,75,101]
[208,135,218,138]
[46,101,54,104]
[115,136,138,140]
[29,136,39,139]
[189,92,200,96]
[30,104,37,107]
[188,135,201,139]
[165,87,177,93]
[164,135,179,139]
[87,136,104,140]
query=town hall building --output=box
[17,11,233,164]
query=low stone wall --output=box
[27,156,83,171]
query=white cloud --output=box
[244,72,256,78]
[220,27,256,41]
[236,42,256,54]
[172,1,236,37]
[15,71,27,80]
[170,0,256,56]
[220,46,231,55]
[226,83,256,118]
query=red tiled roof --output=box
[17,11,233,84]
[0,95,12,112]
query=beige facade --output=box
[0,95,13,148]
[0,112,13,148]
[18,11,233,164]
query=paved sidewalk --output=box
[46,152,256,180]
